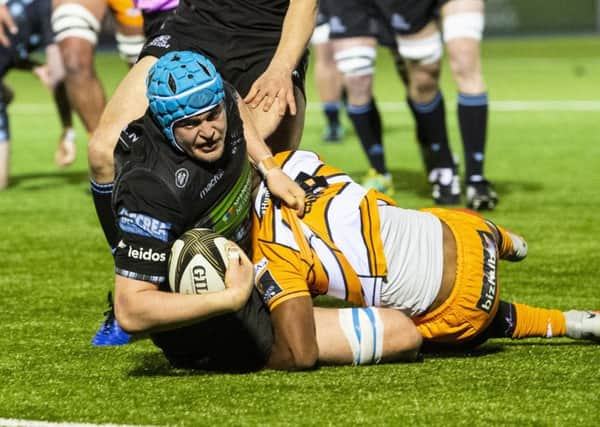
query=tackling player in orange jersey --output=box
[251,151,599,369]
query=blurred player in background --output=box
[394,0,497,209]
[0,0,75,189]
[50,0,144,165]
[328,0,394,195]
[251,151,600,369]
[310,0,345,143]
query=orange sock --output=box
[512,303,566,338]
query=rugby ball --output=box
[168,228,229,295]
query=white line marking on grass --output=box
[305,100,600,112]
[10,100,600,115]
[0,418,159,427]
[489,100,600,111]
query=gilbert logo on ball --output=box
[168,228,230,294]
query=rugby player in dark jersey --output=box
[105,51,299,367]
[87,0,317,247]
[0,0,75,189]
[87,0,317,341]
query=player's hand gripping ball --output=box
[168,228,236,294]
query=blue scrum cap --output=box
[146,51,225,150]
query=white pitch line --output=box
[0,419,159,427]
[306,100,600,112]
[8,100,600,115]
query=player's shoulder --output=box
[117,117,146,153]
[113,121,181,215]
[115,115,165,176]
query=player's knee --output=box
[408,66,441,102]
[447,46,477,77]
[60,44,95,81]
[343,74,373,104]
[115,32,145,65]
[382,311,422,362]
[52,3,101,46]
[334,45,376,78]
[397,31,443,67]
[447,49,484,93]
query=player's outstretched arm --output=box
[243,0,318,116]
[114,243,254,334]
[266,296,319,371]
[0,3,17,47]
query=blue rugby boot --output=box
[91,291,131,346]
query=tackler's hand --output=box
[266,167,306,218]
[244,63,296,117]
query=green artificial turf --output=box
[1,36,599,426]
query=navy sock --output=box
[486,301,517,338]
[90,179,118,253]
[458,92,488,182]
[347,100,386,174]
[407,92,455,173]
[0,100,9,141]
[323,101,341,128]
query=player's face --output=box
[173,103,228,163]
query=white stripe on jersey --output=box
[299,221,348,301]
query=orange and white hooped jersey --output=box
[252,151,396,311]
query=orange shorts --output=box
[108,0,143,28]
[412,208,500,343]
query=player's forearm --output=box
[266,296,319,370]
[269,0,317,72]
[114,277,246,334]
[237,98,273,164]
